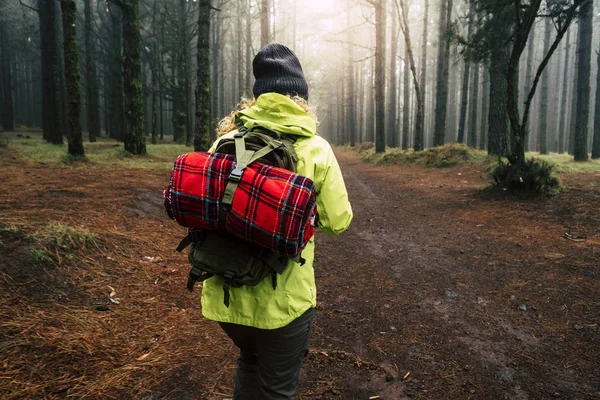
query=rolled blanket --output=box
[164,152,316,258]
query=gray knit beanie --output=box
[252,43,309,100]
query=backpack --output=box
[170,116,315,307]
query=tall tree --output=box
[468,62,480,147]
[457,0,474,144]
[396,0,424,151]
[261,0,270,47]
[573,0,593,161]
[108,3,125,141]
[479,61,489,150]
[373,0,387,153]
[538,16,552,154]
[592,45,600,159]
[433,0,453,147]
[402,34,411,149]
[118,0,146,155]
[415,0,429,151]
[0,7,14,131]
[486,11,511,156]
[388,0,399,148]
[39,0,63,144]
[558,27,571,154]
[84,0,100,142]
[505,0,580,168]
[194,0,212,151]
[568,25,581,154]
[60,0,84,156]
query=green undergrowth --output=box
[358,143,492,168]
[28,223,97,265]
[0,131,190,170]
[489,158,561,197]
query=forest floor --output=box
[1,132,599,400]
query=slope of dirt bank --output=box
[0,144,598,399]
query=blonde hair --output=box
[215,95,318,137]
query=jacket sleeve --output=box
[315,146,353,235]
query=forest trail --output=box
[1,144,599,400]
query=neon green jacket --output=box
[201,93,353,329]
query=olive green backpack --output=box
[176,117,303,307]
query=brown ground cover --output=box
[0,138,598,399]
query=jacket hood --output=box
[238,93,316,137]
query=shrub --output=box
[489,158,560,197]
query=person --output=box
[201,43,353,400]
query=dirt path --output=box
[1,145,598,400]
[299,150,600,399]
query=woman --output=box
[202,43,353,399]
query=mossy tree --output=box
[60,0,84,156]
[194,0,212,152]
[84,0,100,143]
[111,0,146,155]
[39,0,63,145]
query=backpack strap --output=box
[220,118,286,223]
[176,229,206,252]
[186,265,213,292]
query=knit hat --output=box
[252,43,309,100]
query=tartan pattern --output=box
[164,152,316,257]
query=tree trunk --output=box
[558,27,571,154]
[109,4,125,141]
[374,0,386,153]
[388,1,398,148]
[479,61,489,150]
[432,0,452,147]
[538,17,552,154]
[573,0,593,161]
[194,0,212,151]
[61,0,84,156]
[468,62,480,148]
[488,42,510,156]
[0,17,14,131]
[84,0,100,142]
[457,1,474,144]
[150,0,158,144]
[592,46,600,159]
[261,0,270,47]
[568,24,580,154]
[121,0,146,155]
[402,37,410,150]
[414,0,428,151]
[39,0,63,144]
[246,0,252,96]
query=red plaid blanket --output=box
[164,152,317,257]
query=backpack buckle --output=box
[229,164,245,182]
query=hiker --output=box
[202,43,353,399]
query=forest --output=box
[1,0,600,399]
[1,0,599,165]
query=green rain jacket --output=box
[201,93,353,329]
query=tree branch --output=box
[17,0,39,13]
[520,0,580,130]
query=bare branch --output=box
[17,0,39,13]
[520,0,580,130]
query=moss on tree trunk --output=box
[121,0,146,155]
[61,0,84,156]
[194,0,211,152]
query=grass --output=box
[529,153,600,174]
[359,143,492,168]
[356,142,600,175]
[0,130,190,170]
[26,224,98,264]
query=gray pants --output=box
[219,308,316,400]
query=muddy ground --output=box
[0,138,599,400]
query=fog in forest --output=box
[1,0,600,157]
